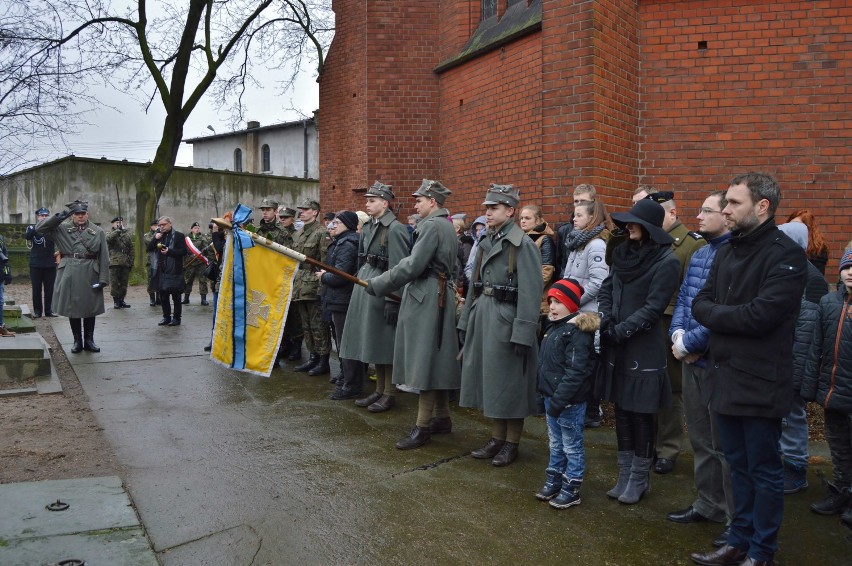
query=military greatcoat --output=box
[458,220,543,419]
[36,214,110,318]
[369,208,460,390]
[340,209,411,365]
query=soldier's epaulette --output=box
[87,228,96,235]
[687,231,704,240]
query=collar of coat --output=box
[377,209,398,227]
[492,220,525,246]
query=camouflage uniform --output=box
[183,230,209,298]
[106,223,135,306]
[292,211,330,358]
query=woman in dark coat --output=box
[598,199,680,505]
[147,216,187,326]
[318,211,364,400]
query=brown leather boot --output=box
[395,426,430,450]
[470,438,505,459]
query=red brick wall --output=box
[438,32,543,217]
[639,0,851,266]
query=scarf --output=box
[564,224,606,252]
[611,239,668,282]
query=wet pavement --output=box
[46,300,849,565]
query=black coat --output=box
[146,229,187,292]
[693,218,807,418]
[801,289,852,413]
[598,241,680,412]
[537,312,599,415]
[25,225,56,268]
[320,230,359,314]
[792,298,819,394]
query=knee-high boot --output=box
[83,317,100,352]
[69,318,83,353]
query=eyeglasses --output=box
[698,208,723,215]
[157,223,169,227]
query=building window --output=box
[481,0,497,20]
[234,148,243,172]
[261,144,271,172]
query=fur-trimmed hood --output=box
[569,311,600,333]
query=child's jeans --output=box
[544,398,586,482]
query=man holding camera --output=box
[147,216,188,326]
[36,200,110,353]
[107,216,134,309]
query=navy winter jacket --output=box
[801,289,852,413]
[537,311,599,416]
[670,232,731,368]
[320,230,359,314]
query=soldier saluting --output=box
[366,179,461,450]
[340,181,411,412]
[36,200,110,354]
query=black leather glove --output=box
[384,301,400,326]
[57,210,70,220]
[513,343,530,357]
[546,402,564,418]
[365,280,377,296]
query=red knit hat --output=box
[547,278,584,313]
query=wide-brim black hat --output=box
[610,199,673,245]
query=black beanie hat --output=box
[336,210,359,232]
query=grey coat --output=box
[36,214,109,318]
[562,235,609,313]
[340,210,411,365]
[368,208,460,390]
[458,221,543,419]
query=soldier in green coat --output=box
[633,188,706,474]
[340,181,411,412]
[292,198,332,375]
[106,216,134,309]
[366,180,461,450]
[458,184,544,467]
[182,222,209,305]
[36,200,110,354]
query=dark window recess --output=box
[234,148,243,172]
[261,144,271,172]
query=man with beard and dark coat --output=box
[317,211,364,400]
[341,182,410,413]
[147,216,188,326]
[366,180,460,450]
[689,172,806,566]
[36,200,110,353]
[25,207,58,318]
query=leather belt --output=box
[61,253,97,259]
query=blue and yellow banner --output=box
[211,204,298,376]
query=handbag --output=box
[160,273,184,294]
[203,260,220,282]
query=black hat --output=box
[365,181,395,201]
[66,200,88,213]
[644,191,674,204]
[36,207,50,216]
[191,222,200,228]
[336,211,359,232]
[412,179,451,206]
[150,219,159,226]
[323,212,336,221]
[111,216,123,223]
[611,200,674,245]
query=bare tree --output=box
[2,0,332,268]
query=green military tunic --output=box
[291,220,326,301]
[458,220,543,419]
[369,208,460,390]
[184,231,209,295]
[340,209,411,365]
[256,219,289,247]
[107,227,135,300]
[36,215,110,318]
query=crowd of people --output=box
[1,172,849,566]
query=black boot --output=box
[200,294,209,306]
[308,354,330,376]
[69,318,83,354]
[119,299,131,308]
[114,299,122,309]
[83,317,100,352]
[182,293,190,305]
[287,338,303,361]
[149,293,157,306]
[395,426,431,450]
[294,353,319,372]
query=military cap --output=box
[150,219,159,226]
[259,197,279,209]
[323,212,336,222]
[644,190,674,204]
[191,222,200,228]
[278,207,296,218]
[412,179,451,206]
[482,183,520,207]
[66,200,89,213]
[36,207,50,216]
[365,181,395,201]
[111,216,123,223]
[297,198,320,210]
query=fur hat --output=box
[547,278,584,314]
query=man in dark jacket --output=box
[690,173,807,566]
[25,207,58,318]
[147,216,188,326]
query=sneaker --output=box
[549,490,581,509]
[783,462,809,495]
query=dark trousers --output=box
[30,266,56,315]
[161,291,182,320]
[824,408,852,489]
[614,406,655,458]
[331,310,364,393]
[716,413,783,561]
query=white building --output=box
[185,118,319,179]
